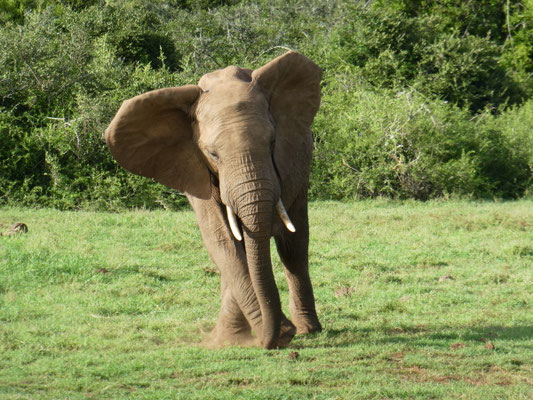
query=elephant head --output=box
[105,51,321,348]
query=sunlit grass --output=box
[1,201,532,399]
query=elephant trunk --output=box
[227,162,281,349]
[243,226,281,349]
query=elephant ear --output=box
[105,85,211,199]
[251,51,321,189]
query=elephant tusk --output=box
[276,199,296,233]
[226,205,243,241]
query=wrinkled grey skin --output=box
[105,51,322,349]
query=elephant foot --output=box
[292,314,322,335]
[207,312,297,348]
[206,325,259,348]
[206,306,259,348]
[277,317,297,348]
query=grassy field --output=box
[0,200,532,399]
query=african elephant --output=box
[105,51,322,349]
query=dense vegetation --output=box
[1,0,532,209]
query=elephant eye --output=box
[209,151,219,162]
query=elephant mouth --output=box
[225,199,295,242]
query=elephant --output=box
[105,51,322,349]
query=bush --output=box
[492,99,533,196]
[372,0,508,42]
[0,0,532,208]
[310,74,531,200]
[331,4,524,112]
[415,34,524,112]
[0,5,191,209]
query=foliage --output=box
[1,201,532,398]
[332,4,525,111]
[311,81,531,200]
[1,0,533,208]
[372,0,508,41]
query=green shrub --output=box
[415,34,524,112]
[491,99,533,196]
[331,3,524,112]
[0,5,192,209]
[310,75,531,200]
[87,5,182,71]
[372,0,508,42]
[0,110,48,204]
[0,0,532,208]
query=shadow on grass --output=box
[301,324,533,349]
[98,264,174,282]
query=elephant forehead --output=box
[194,90,273,149]
[198,66,252,91]
[196,83,269,121]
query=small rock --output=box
[1,223,28,236]
[10,223,28,233]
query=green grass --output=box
[1,200,532,399]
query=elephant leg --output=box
[275,190,322,334]
[188,195,296,347]
[209,278,256,346]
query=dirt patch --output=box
[387,352,405,362]
[450,342,465,349]
[288,351,300,360]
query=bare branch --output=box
[342,158,359,173]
